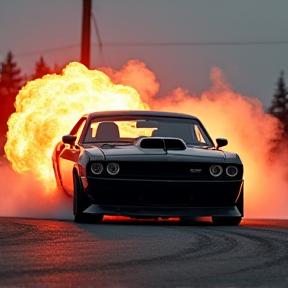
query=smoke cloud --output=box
[105,62,288,219]
[0,60,287,220]
[0,158,72,219]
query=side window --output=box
[75,120,87,143]
[194,125,207,143]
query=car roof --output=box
[85,110,199,120]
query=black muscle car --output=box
[52,110,244,225]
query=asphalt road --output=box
[0,217,288,288]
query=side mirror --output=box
[62,135,77,145]
[216,138,228,149]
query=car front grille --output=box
[87,161,243,181]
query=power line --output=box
[91,12,103,49]
[98,40,288,47]
[91,10,107,66]
[15,44,79,58]
[14,40,288,59]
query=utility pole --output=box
[81,0,92,68]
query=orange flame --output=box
[4,62,149,189]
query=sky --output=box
[1,0,288,110]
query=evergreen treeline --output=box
[0,51,63,154]
[267,71,288,135]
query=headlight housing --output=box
[107,163,120,175]
[226,166,238,177]
[209,165,223,177]
[91,163,104,175]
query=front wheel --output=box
[212,216,242,226]
[73,171,91,223]
[73,172,103,223]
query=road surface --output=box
[0,217,288,287]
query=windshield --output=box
[83,116,214,148]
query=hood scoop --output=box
[139,137,186,150]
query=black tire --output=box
[90,214,104,223]
[235,185,244,217]
[73,171,103,223]
[179,216,197,224]
[73,171,91,223]
[212,216,242,226]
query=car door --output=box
[59,118,87,195]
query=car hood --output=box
[84,143,234,163]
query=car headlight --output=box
[209,165,223,177]
[226,166,238,177]
[107,163,120,175]
[91,163,104,175]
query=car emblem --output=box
[190,168,202,173]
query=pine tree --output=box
[31,56,51,80]
[268,71,288,133]
[0,51,24,154]
[0,51,23,97]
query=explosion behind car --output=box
[52,110,244,225]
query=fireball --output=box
[5,62,149,189]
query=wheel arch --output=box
[72,164,89,194]
[235,181,244,217]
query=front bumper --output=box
[85,177,243,209]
